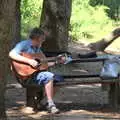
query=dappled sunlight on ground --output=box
[6,82,114,120]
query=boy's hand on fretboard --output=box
[56,53,72,65]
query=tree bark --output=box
[0,0,21,119]
[40,0,72,52]
[88,27,120,51]
[11,0,21,47]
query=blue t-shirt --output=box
[10,40,64,83]
[10,40,41,54]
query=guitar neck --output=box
[21,52,63,63]
[43,56,57,62]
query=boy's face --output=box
[32,35,45,47]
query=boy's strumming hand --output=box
[28,59,39,68]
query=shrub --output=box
[21,0,43,39]
[70,0,114,42]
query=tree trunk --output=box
[88,27,120,51]
[0,0,21,119]
[40,0,72,52]
[11,0,21,47]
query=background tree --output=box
[21,0,119,47]
[12,0,21,47]
[88,27,120,51]
[87,0,120,52]
[40,0,72,52]
[0,0,21,119]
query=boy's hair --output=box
[29,27,45,39]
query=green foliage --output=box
[70,0,115,42]
[21,0,43,39]
[89,0,120,20]
[21,0,119,42]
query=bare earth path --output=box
[6,42,120,120]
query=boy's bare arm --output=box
[9,51,38,67]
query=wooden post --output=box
[108,82,120,109]
[26,86,43,110]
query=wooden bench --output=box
[12,52,120,110]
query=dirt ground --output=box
[5,42,120,120]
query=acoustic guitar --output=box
[11,52,68,80]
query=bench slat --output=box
[71,58,107,63]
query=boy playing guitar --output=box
[9,28,68,113]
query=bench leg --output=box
[26,86,43,110]
[108,82,120,109]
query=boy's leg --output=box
[44,80,54,101]
[36,71,60,113]
[44,80,59,113]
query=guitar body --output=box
[12,52,48,78]
[11,52,69,80]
